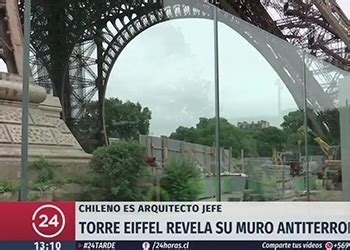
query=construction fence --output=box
[139,135,233,175]
[243,158,306,200]
[139,135,309,200]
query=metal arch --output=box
[220,12,336,111]
[99,1,213,89]
[82,0,214,147]
[261,0,349,95]
[97,1,335,112]
[259,0,348,107]
[29,1,172,130]
[29,0,167,77]
[26,0,349,148]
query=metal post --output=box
[241,148,245,173]
[282,163,285,198]
[302,50,310,201]
[20,0,31,201]
[213,6,221,202]
[156,166,160,201]
[342,99,349,200]
[96,30,108,146]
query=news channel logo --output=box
[32,204,66,238]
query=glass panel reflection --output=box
[104,0,217,201]
[339,75,350,201]
[215,4,350,201]
[304,51,349,200]
[217,7,308,201]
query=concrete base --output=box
[0,76,90,181]
[0,158,89,181]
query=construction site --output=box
[0,0,349,202]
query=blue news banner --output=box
[1,241,350,250]
[1,202,350,249]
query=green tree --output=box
[241,135,259,157]
[317,109,340,145]
[281,110,311,152]
[146,186,170,201]
[281,110,304,133]
[280,109,340,154]
[89,141,148,201]
[161,159,202,201]
[169,126,198,143]
[80,98,152,141]
[104,98,151,139]
[254,127,287,157]
[170,117,258,157]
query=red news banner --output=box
[0,202,75,241]
[0,202,350,250]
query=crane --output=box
[297,126,340,161]
[298,125,341,190]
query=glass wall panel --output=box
[216,6,306,201]
[304,51,350,200]
[339,73,350,201]
[103,0,216,201]
[21,0,218,202]
[22,0,349,202]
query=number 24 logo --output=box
[38,214,59,228]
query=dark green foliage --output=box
[170,117,291,157]
[161,159,202,201]
[0,181,18,194]
[281,110,304,133]
[80,98,151,141]
[170,117,263,157]
[145,186,170,201]
[170,109,340,158]
[317,109,340,145]
[169,126,198,143]
[104,98,152,139]
[281,109,340,155]
[29,156,65,191]
[170,117,258,157]
[254,127,287,157]
[90,140,148,201]
[31,156,54,184]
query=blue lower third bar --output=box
[74,241,350,250]
[0,241,76,250]
[0,241,349,250]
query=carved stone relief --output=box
[7,125,57,145]
[0,124,11,143]
[30,109,53,127]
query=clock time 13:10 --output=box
[34,242,62,250]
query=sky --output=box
[106,1,350,137]
[338,0,350,17]
[1,1,349,137]
[107,16,298,136]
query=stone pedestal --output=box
[0,73,91,181]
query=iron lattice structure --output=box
[24,0,349,149]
